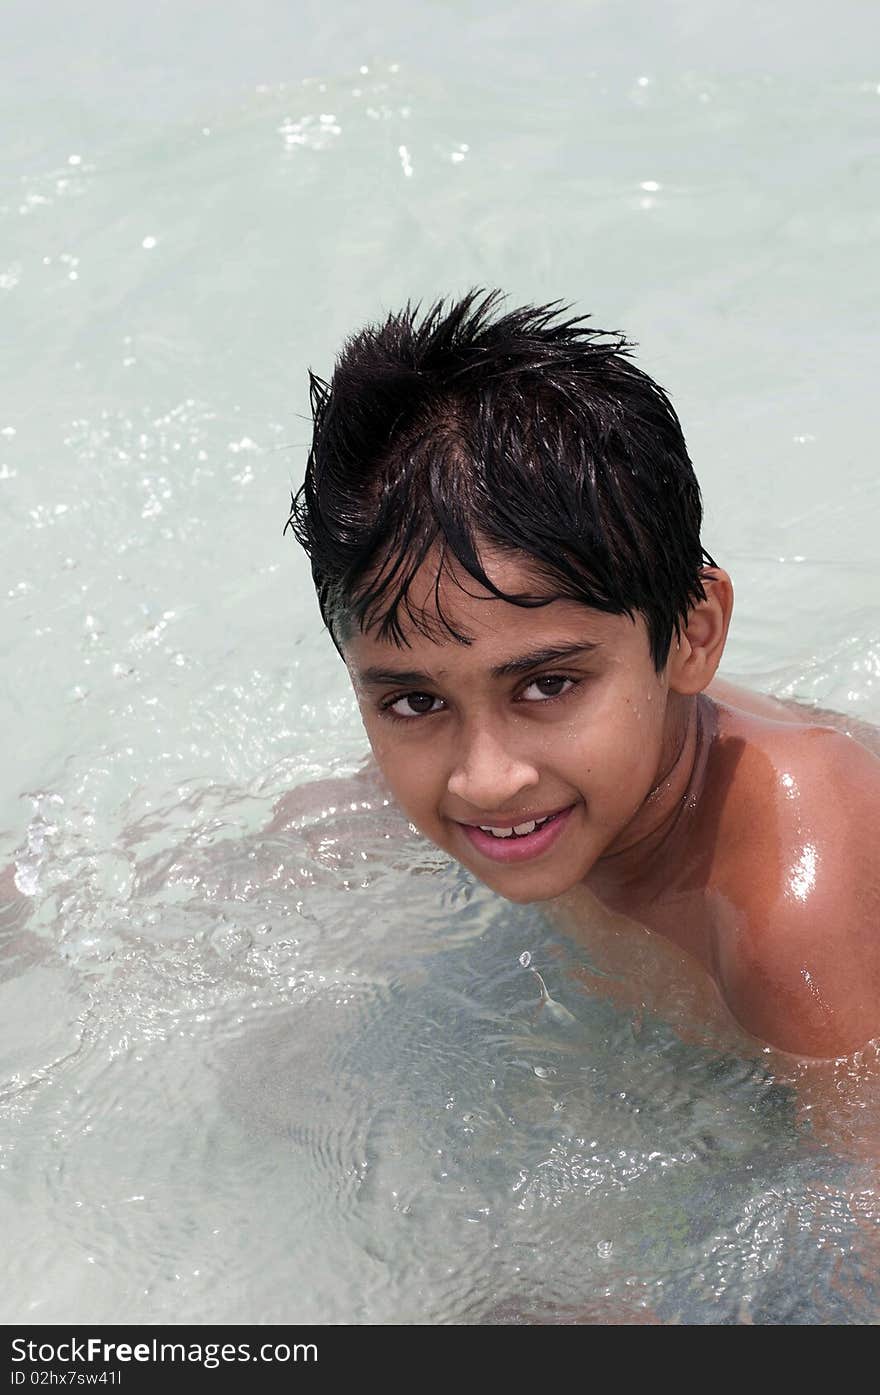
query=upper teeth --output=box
[479,816,550,838]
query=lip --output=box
[456,803,577,864]
[455,804,572,830]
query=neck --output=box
[587,692,715,903]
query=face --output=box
[343,548,685,904]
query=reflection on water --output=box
[2,0,880,1328]
[2,787,879,1324]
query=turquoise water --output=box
[2,0,879,1323]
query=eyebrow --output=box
[356,642,603,689]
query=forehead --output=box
[344,545,646,674]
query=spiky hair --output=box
[286,288,715,671]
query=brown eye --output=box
[522,675,575,701]
[387,691,440,718]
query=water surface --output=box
[2,0,879,1324]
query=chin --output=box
[477,869,578,905]
[498,886,555,905]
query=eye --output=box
[520,674,578,702]
[382,691,444,720]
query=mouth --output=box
[455,804,577,864]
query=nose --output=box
[446,722,540,811]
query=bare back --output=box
[707,676,880,757]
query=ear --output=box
[667,568,734,696]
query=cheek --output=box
[364,724,444,813]
[568,698,664,795]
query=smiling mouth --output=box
[456,804,577,862]
[475,814,554,839]
[456,805,574,839]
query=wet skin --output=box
[344,549,880,1059]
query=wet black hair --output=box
[285,288,717,672]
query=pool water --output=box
[2,0,879,1324]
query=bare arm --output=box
[271,681,875,833]
[264,752,387,835]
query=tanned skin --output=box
[343,544,880,1060]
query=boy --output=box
[286,290,880,1060]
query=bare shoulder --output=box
[707,676,880,756]
[708,710,880,1057]
[710,704,880,845]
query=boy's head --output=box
[287,288,716,673]
[287,291,730,902]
